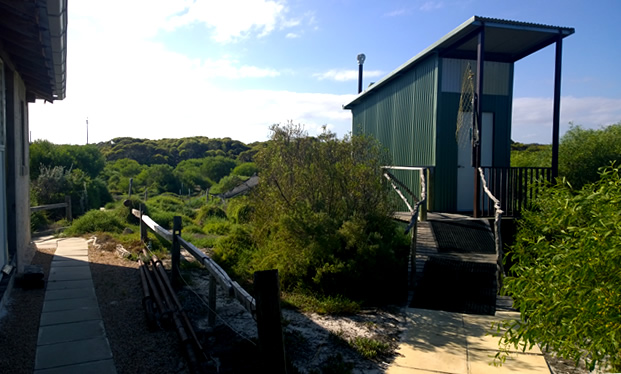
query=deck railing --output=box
[479,167,552,217]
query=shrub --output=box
[498,165,621,371]
[65,210,124,235]
[195,205,227,225]
[203,219,232,235]
[250,123,409,302]
[213,226,255,279]
[226,197,254,224]
[232,162,258,177]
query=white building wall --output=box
[11,72,33,272]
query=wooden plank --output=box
[30,202,67,212]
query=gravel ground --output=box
[0,246,54,374]
[0,238,597,374]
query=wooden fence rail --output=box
[30,195,72,221]
[131,207,287,372]
[131,208,256,316]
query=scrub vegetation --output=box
[29,121,621,370]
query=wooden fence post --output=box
[65,195,72,221]
[208,274,217,327]
[140,204,147,243]
[171,216,182,288]
[254,270,287,374]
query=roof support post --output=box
[473,25,485,218]
[551,34,563,180]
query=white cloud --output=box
[313,69,385,82]
[200,58,280,79]
[384,8,408,17]
[420,1,444,11]
[512,96,621,143]
[168,0,296,43]
[286,32,300,39]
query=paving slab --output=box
[40,305,102,326]
[33,237,117,373]
[51,254,89,262]
[38,320,106,345]
[48,266,92,282]
[43,296,99,313]
[35,336,113,370]
[45,279,94,291]
[44,286,97,301]
[468,349,550,374]
[35,359,117,374]
[387,308,550,374]
[49,258,89,267]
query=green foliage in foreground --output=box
[498,166,621,371]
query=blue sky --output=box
[30,0,621,145]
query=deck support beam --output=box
[551,34,563,180]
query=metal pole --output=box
[473,26,485,218]
[551,35,563,180]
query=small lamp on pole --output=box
[357,53,366,94]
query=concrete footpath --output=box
[33,237,117,374]
[387,308,549,374]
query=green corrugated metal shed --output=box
[344,16,574,213]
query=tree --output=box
[499,165,621,371]
[30,141,105,179]
[136,164,178,193]
[200,156,237,183]
[242,123,409,302]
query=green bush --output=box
[203,219,232,235]
[499,165,621,371]
[213,226,255,279]
[65,210,125,235]
[232,162,258,177]
[226,197,254,224]
[210,174,246,195]
[146,194,195,218]
[195,205,227,225]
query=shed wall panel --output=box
[441,58,512,96]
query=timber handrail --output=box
[382,166,429,290]
[477,167,505,291]
[30,195,72,221]
[131,208,256,316]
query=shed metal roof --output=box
[344,16,574,109]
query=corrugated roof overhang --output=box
[0,0,68,102]
[344,15,574,109]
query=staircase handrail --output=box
[477,167,505,290]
